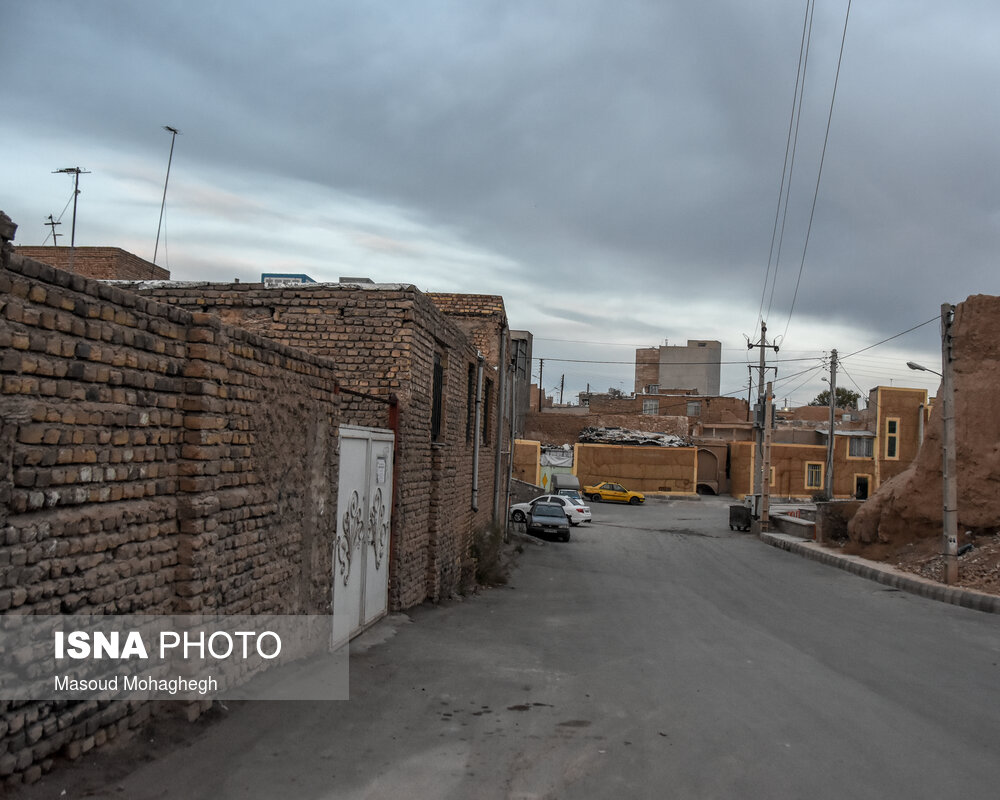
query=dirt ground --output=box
[831,532,1000,595]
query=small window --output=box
[687,401,702,417]
[642,398,658,415]
[431,352,444,441]
[805,462,824,490]
[885,418,900,460]
[769,466,775,487]
[849,438,874,458]
[646,384,659,394]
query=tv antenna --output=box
[52,166,90,271]
[154,125,181,265]
[45,214,62,246]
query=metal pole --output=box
[825,349,838,498]
[559,374,564,405]
[537,358,544,412]
[940,303,958,584]
[154,126,179,264]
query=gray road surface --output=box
[18,496,1000,799]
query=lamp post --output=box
[908,305,957,584]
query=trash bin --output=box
[729,504,751,532]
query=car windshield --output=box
[533,504,565,519]
[558,490,582,501]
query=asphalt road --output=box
[18,496,1000,799]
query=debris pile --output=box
[577,427,690,447]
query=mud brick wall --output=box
[0,252,353,785]
[130,282,505,609]
[16,247,170,281]
[574,444,697,495]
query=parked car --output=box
[584,481,645,504]
[510,494,592,525]
[526,501,571,542]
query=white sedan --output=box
[510,494,592,526]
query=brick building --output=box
[16,246,169,281]
[130,281,512,609]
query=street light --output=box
[906,361,941,377]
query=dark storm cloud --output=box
[5,0,998,364]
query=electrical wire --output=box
[781,0,853,342]
[839,315,938,361]
[757,0,814,336]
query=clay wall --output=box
[574,443,697,495]
[851,296,1000,546]
[513,439,541,485]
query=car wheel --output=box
[629,496,640,505]
[512,510,526,522]
[590,494,601,502]
[570,519,579,526]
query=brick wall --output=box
[1,252,374,784]
[129,282,505,610]
[16,247,170,281]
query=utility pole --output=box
[825,349,838,498]
[537,358,544,412]
[53,167,90,273]
[559,374,565,405]
[761,382,774,531]
[155,126,180,265]
[45,215,61,245]
[940,304,958,584]
[747,321,780,518]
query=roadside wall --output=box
[1,251,378,783]
[130,282,503,608]
[574,444,697,495]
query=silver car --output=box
[510,494,593,526]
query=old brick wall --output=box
[1,253,369,783]
[130,282,503,609]
[16,247,170,281]
[634,347,659,393]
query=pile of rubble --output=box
[577,427,691,447]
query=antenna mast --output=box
[52,166,90,272]
[154,125,180,265]
[45,214,62,246]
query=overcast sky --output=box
[4,1,996,405]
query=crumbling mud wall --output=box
[850,295,1000,545]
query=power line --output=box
[782,0,853,342]
[839,315,938,361]
[531,355,823,366]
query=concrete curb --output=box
[759,531,1000,615]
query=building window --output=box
[466,364,476,443]
[482,378,493,444]
[646,384,659,394]
[687,401,702,417]
[805,462,824,490]
[431,352,444,441]
[848,437,874,458]
[769,466,775,487]
[885,418,900,459]
[642,398,658,415]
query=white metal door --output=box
[333,425,394,647]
